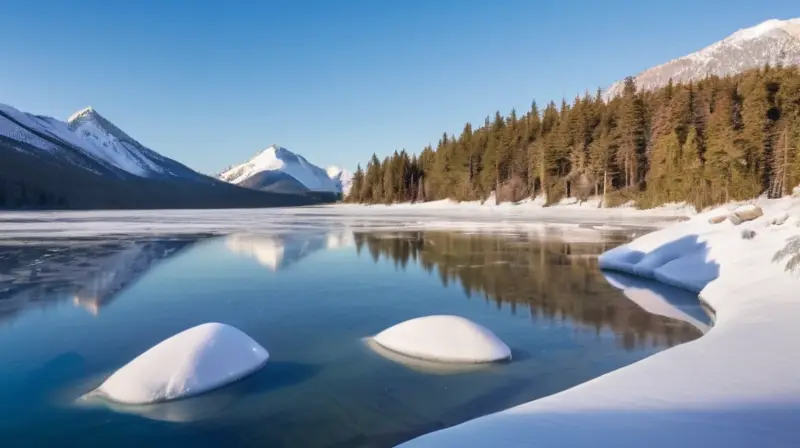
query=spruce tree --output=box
[704,91,740,203]
[616,77,648,189]
[349,164,365,202]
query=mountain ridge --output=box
[0,102,325,209]
[604,17,800,99]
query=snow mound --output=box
[372,315,511,363]
[399,196,800,447]
[96,323,268,404]
[219,145,339,193]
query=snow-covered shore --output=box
[399,196,800,447]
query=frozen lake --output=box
[0,209,709,447]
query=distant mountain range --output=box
[605,18,800,98]
[218,144,352,196]
[0,103,330,209]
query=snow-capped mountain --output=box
[67,107,209,181]
[219,145,341,194]
[0,101,323,209]
[605,18,800,99]
[0,103,205,181]
[326,166,353,196]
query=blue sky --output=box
[0,0,797,174]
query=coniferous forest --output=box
[347,66,800,208]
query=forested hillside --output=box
[348,66,800,208]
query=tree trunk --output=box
[602,169,608,208]
[495,160,500,205]
[782,129,789,197]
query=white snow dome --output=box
[372,315,511,363]
[96,323,268,404]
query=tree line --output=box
[347,66,800,208]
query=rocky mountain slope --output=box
[605,18,800,98]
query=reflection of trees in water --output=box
[355,232,702,351]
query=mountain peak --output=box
[67,106,144,149]
[67,106,98,123]
[247,144,296,163]
[727,18,800,43]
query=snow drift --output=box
[372,315,511,363]
[399,197,800,447]
[96,323,268,404]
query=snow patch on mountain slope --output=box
[1,101,206,180]
[0,114,60,153]
[605,18,800,99]
[67,107,164,177]
[728,18,800,43]
[219,145,339,193]
[327,166,353,196]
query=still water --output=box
[0,230,709,447]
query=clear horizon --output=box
[1,0,797,174]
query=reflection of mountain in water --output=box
[355,231,705,350]
[0,238,203,323]
[225,230,353,271]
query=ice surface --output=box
[0,201,689,243]
[96,323,268,404]
[372,316,511,363]
[399,196,800,447]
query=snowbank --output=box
[96,323,268,404]
[372,316,511,363]
[399,197,800,447]
[342,193,695,216]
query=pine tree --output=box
[616,77,648,190]
[740,72,771,190]
[645,131,681,204]
[678,127,703,205]
[704,90,740,203]
[349,164,365,202]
